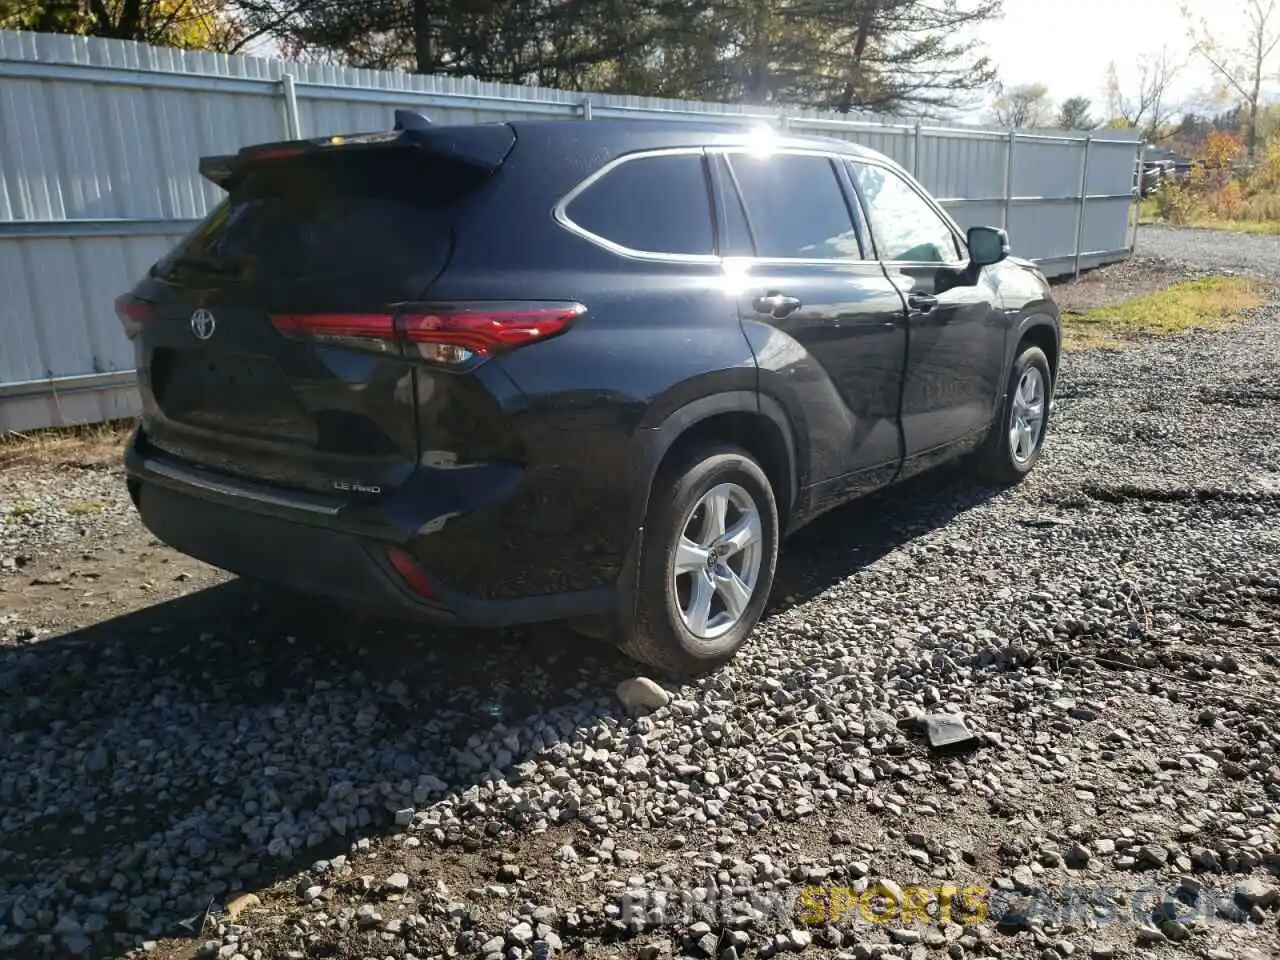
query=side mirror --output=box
[967,226,1010,267]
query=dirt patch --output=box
[1049,255,1201,313]
[1058,274,1268,351]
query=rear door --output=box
[720,149,908,491]
[847,159,1006,468]
[135,138,508,498]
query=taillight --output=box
[400,302,586,366]
[114,293,153,340]
[243,145,310,162]
[270,313,400,355]
[269,301,585,368]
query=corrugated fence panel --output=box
[917,131,1009,237]
[1083,138,1138,260]
[1009,136,1081,265]
[0,28,1140,431]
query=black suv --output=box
[117,112,1059,675]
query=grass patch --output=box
[0,419,136,471]
[66,499,105,516]
[1183,217,1280,236]
[1062,276,1266,351]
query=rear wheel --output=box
[617,443,779,677]
[972,343,1053,484]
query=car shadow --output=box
[0,466,1000,957]
[769,464,1000,609]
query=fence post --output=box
[578,96,593,121]
[280,73,301,139]
[912,123,922,177]
[1130,141,1146,252]
[1002,130,1016,231]
[1073,135,1093,279]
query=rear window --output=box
[169,150,487,281]
[564,152,714,256]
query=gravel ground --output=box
[1134,226,1280,280]
[2,227,1280,960]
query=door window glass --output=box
[849,162,963,263]
[727,153,864,259]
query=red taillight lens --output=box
[244,145,309,162]
[386,547,437,599]
[400,303,585,353]
[270,313,399,354]
[271,313,396,340]
[269,302,585,367]
[114,293,153,339]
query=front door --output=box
[847,160,1007,470]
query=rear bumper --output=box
[124,432,618,628]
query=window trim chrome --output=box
[553,142,980,272]
[552,146,722,264]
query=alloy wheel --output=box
[670,482,764,640]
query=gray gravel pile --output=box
[1136,225,1280,281]
[1,229,1279,960]
[0,466,134,577]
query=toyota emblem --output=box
[190,308,216,340]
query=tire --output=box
[972,343,1053,484]
[616,443,779,677]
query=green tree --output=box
[227,0,1003,115]
[1056,95,1098,130]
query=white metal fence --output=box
[0,29,1141,432]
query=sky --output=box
[972,0,1247,120]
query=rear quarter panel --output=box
[482,267,755,597]
[432,134,757,596]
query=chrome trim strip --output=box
[553,146,723,264]
[554,144,891,267]
[141,457,342,516]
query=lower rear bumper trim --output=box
[129,469,618,630]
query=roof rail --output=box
[394,109,432,132]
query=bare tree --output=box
[1183,0,1280,158]
[990,81,1051,128]
[1106,46,1183,142]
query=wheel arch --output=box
[1014,316,1061,383]
[629,392,798,538]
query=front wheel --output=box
[972,344,1053,484]
[616,443,779,677]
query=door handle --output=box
[753,292,803,319]
[907,292,938,313]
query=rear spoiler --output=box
[198,110,515,190]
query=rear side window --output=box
[563,153,714,256]
[170,150,486,281]
[726,153,863,260]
